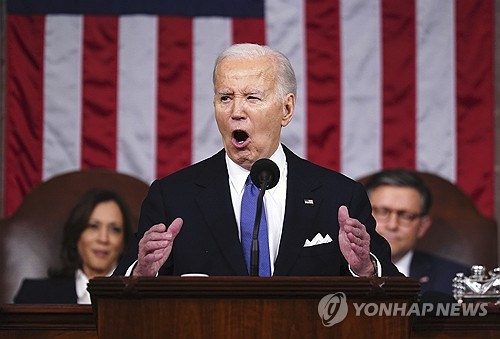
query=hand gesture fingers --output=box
[134,218,183,276]
[338,206,373,276]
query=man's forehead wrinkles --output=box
[217,87,263,95]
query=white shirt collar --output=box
[75,269,91,304]
[75,268,115,304]
[226,144,286,195]
[393,250,414,277]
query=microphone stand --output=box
[250,177,269,276]
[247,158,279,276]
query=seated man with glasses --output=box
[364,169,469,296]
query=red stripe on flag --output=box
[381,0,416,169]
[232,18,266,45]
[306,0,341,171]
[156,17,193,178]
[455,0,494,217]
[4,15,45,216]
[81,16,119,170]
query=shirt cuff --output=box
[124,260,137,276]
[349,253,382,277]
[124,260,159,277]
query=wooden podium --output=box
[88,276,419,339]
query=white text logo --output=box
[317,292,348,327]
[318,293,489,327]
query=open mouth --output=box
[233,130,249,144]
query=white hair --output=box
[212,43,297,100]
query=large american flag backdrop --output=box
[4,0,494,218]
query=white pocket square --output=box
[304,233,333,247]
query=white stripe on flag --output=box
[43,15,83,181]
[340,0,382,179]
[265,0,307,158]
[416,0,456,182]
[117,15,158,184]
[192,18,231,163]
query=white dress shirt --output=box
[392,250,413,277]
[75,268,114,304]
[226,144,288,275]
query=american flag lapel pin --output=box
[304,199,314,205]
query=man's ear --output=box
[416,215,432,239]
[281,93,295,127]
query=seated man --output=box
[364,169,469,296]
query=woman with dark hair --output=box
[14,189,133,304]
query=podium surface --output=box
[88,276,419,339]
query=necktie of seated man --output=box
[240,176,271,276]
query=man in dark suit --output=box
[364,169,469,295]
[410,250,469,295]
[114,43,400,278]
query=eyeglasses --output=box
[372,207,423,224]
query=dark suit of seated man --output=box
[114,43,401,279]
[410,250,469,295]
[364,169,469,296]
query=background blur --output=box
[0,0,499,263]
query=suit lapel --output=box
[194,150,248,275]
[274,147,323,275]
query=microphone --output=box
[248,158,280,276]
[250,158,280,190]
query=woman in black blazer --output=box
[14,189,133,304]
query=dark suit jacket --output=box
[14,278,77,304]
[114,145,400,277]
[410,250,469,296]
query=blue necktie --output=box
[240,176,271,276]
